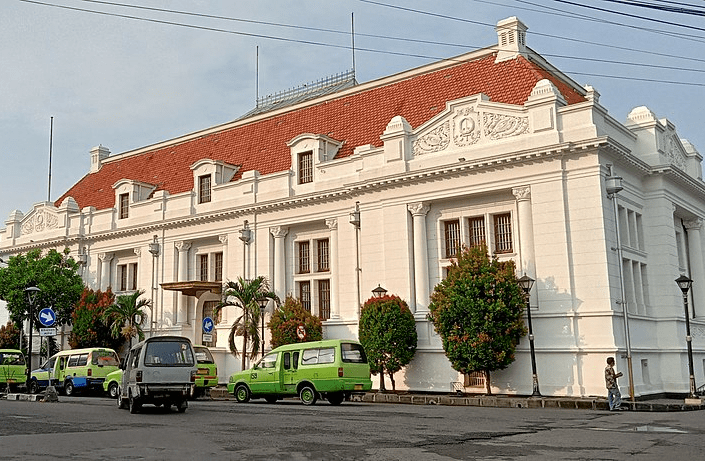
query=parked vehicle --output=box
[226,339,372,405]
[192,345,218,398]
[117,336,198,413]
[29,347,120,395]
[103,369,122,398]
[0,349,27,393]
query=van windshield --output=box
[145,341,195,367]
[0,352,25,365]
[341,343,368,364]
[194,347,214,364]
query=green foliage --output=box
[268,296,323,349]
[0,249,84,330]
[218,276,279,369]
[103,290,150,349]
[359,295,417,391]
[427,244,527,394]
[69,288,123,350]
[0,321,25,350]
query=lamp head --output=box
[676,275,693,294]
[517,274,535,293]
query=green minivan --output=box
[29,347,120,395]
[226,339,372,405]
[0,349,27,392]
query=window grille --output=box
[199,254,209,281]
[297,241,310,274]
[468,216,486,248]
[493,213,513,254]
[444,219,461,258]
[317,239,330,272]
[198,174,211,204]
[298,151,313,184]
[214,252,223,282]
[299,281,311,312]
[318,279,330,320]
[119,193,129,219]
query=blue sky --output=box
[1,0,703,234]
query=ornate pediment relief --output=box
[661,130,687,171]
[21,207,59,235]
[413,95,529,156]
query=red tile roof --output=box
[56,54,586,212]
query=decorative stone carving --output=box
[175,241,192,252]
[219,234,228,244]
[21,210,59,235]
[452,107,480,147]
[407,202,430,216]
[270,226,288,239]
[666,134,687,171]
[484,112,529,140]
[134,248,142,257]
[413,121,450,155]
[325,218,338,230]
[512,186,531,201]
[683,219,702,231]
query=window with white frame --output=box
[441,211,515,261]
[117,262,138,292]
[119,193,129,219]
[196,251,224,282]
[294,235,331,318]
[199,254,209,282]
[214,252,223,282]
[617,204,649,316]
[444,219,461,258]
[198,174,212,204]
[298,151,313,184]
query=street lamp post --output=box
[675,275,697,399]
[518,275,540,396]
[372,285,387,298]
[257,297,268,358]
[24,286,41,392]
[606,171,636,403]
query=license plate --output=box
[354,384,363,391]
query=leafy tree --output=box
[0,248,84,329]
[217,276,278,370]
[427,244,527,395]
[359,294,417,391]
[69,288,123,351]
[103,290,150,350]
[0,321,25,350]
[268,296,323,349]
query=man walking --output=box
[605,357,623,411]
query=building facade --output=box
[3,17,704,398]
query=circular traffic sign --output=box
[38,307,56,327]
[202,316,214,333]
[296,324,306,340]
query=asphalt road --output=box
[1,395,705,460]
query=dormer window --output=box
[198,174,212,204]
[119,193,129,219]
[298,151,313,184]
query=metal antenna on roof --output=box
[351,12,356,82]
[47,116,53,203]
[256,46,259,108]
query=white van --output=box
[117,336,198,413]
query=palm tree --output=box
[217,276,278,370]
[103,290,150,349]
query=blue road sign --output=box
[38,307,56,327]
[202,317,214,333]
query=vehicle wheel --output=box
[117,389,127,409]
[326,392,345,406]
[176,400,187,413]
[108,382,119,399]
[64,381,74,396]
[299,384,317,406]
[128,393,141,414]
[29,380,40,394]
[265,395,278,404]
[234,384,250,403]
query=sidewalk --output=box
[210,387,705,412]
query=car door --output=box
[282,351,299,394]
[249,352,279,394]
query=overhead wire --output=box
[15,0,705,88]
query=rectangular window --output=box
[444,219,461,258]
[199,254,209,281]
[318,279,330,320]
[468,216,486,248]
[493,213,513,254]
[130,263,138,291]
[198,174,211,204]
[297,241,310,274]
[298,151,313,184]
[119,193,129,219]
[299,281,311,312]
[118,264,128,291]
[317,239,330,272]
[68,355,80,367]
[214,252,223,282]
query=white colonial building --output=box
[3,17,704,398]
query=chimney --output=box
[495,17,528,63]
[90,145,110,173]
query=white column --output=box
[98,252,114,291]
[218,234,228,324]
[513,186,537,304]
[407,202,430,314]
[684,219,705,315]
[326,218,340,319]
[175,241,191,325]
[270,226,288,300]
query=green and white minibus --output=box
[227,339,372,405]
[0,349,27,392]
[29,347,120,395]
